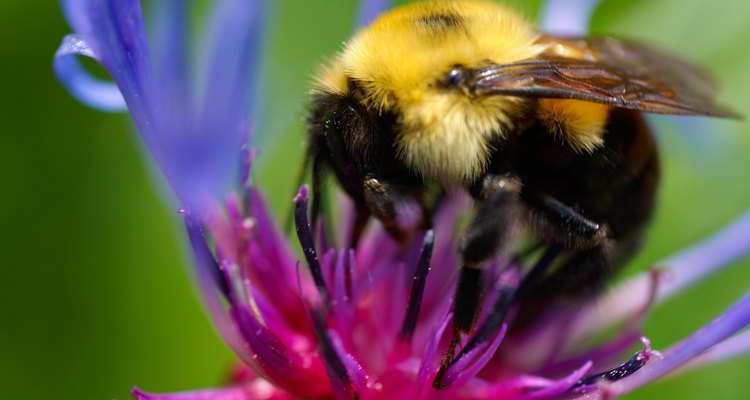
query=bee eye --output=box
[440,66,467,88]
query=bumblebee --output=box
[305,0,735,383]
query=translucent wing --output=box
[470,36,739,117]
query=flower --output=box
[54,0,750,399]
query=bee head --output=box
[335,1,546,185]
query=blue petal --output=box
[57,0,268,211]
[541,0,602,35]
[160,0,267,209]
[149,0,190,115]
[606,291,750,396]
[53,34,127,111]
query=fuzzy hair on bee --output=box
[304,0,736,387]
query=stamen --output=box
[183,214,230,299]
[576,337,657,387]
[294,186,331,306]
[400,230,435,341]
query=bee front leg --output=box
[363,175,427,244]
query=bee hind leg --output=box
[454,174,523,332]
[515,192,617,324]
[434,174,522,389]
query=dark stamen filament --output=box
[184,215,231,299]
[576,349,651,387]
[294,187,331,306]
[400,230,435,341]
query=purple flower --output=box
[55,0,750,399]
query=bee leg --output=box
[522,193,608,249]
[435,174,522,388]
[516,192,616,319]
[454,174,523,332]
[362,176,414,244]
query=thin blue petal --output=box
[683,328,750,370]
[657,208,750,301]
[356,0,391,28]
[567,208,750,342]
[149,0,190,116]
[540,0,602,35]
[199,0,265,122]
[161,0,267,209]
[53,34,127,111]
[59,0,166,187]
[607,291,750,396]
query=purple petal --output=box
[231,303,329,398]
[540,0,602,35]
[525,362,592,400]
[604,291,750,397]
[332,250,357,341]
[132,381,293,400]
[415,313,452,399]
[309,307,357,400]
[445,324,508,394]
[484,362,593,399]
[328,330,368,391]
[356,0,391,27]
[439,323,508,388]
[419,194,467,333]
[53,34,126,111]
[245,188,311,314]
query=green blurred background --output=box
[1,0,749,399]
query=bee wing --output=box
[471,36,739,117]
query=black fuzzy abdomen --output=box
[504,109,660,246]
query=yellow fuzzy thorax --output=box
[313,1,608,186]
